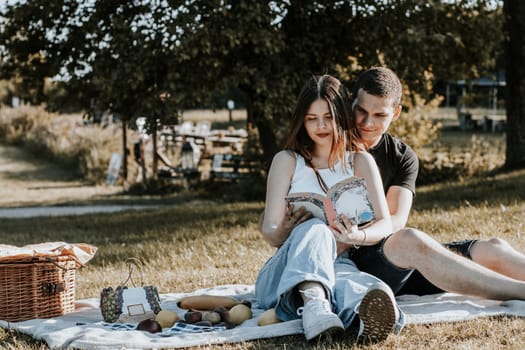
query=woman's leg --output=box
[333,255,403,344]
[254,218,344,340]
[255,218,337,317]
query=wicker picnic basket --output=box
[0,255,76,322]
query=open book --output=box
[286,176,376,230]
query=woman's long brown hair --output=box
[285,75,363,170]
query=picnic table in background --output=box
[157,121,248,182]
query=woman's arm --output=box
[260,151,308,247]
[336,151,392,248]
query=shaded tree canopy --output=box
[0,0,507,167]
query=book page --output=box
[286,193,327,223]
[328,177,375,226]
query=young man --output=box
[347,66,525,300]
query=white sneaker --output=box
[357,282,399,344]
[297,289,344,341]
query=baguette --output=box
[177,295,241,310]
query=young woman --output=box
[254,74,402,344]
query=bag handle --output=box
[120,257,145,287]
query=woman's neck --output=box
[310,147,331,169]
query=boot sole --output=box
[358,287,397,344]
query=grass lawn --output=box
[1,112,524,349]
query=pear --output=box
[228,303,252,326]
[257,308,282,326]
[155,310,180,329]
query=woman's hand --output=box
[282,204,313,232]
[262,204,313,247]
[332,215,365,246]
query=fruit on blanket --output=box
[184,310,202,323]
[213,306,230,321]
[155,310,180,329]
[177,295,241,310]
[228,303,252,326]
[212,306,234,328]
[201,311,221,324]
[257,308,282,326]
[136,318,162,333]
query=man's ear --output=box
[392,105,402,122]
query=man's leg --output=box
[383,228,525,300]
[349,237,416,295]
[396,238,525,296]
[470,238,525,281]
[396,240,477,296]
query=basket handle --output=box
[120,257,145,287]
[42,256,77,270]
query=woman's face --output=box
[304,98,334,148]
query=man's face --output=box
[353,88,401,148]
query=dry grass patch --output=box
[0,105,124,183]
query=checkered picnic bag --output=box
[100,258,161,323]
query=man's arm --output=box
[385,185,413,232]
[376,136,418,231]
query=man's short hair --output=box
[352,67,402,107]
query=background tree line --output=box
[0,0,523,179]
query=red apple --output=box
[136,318,162,333]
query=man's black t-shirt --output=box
[367,133,419,195]
[349,133,427,295]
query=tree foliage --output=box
[0,0,508,169]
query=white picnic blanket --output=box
[2,284,525,350]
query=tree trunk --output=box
[121,119,128,180]
[254,118,279,171]
[152,125,158,180]
[504,0,525,169]
[244,100,278,171]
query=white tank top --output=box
[289,152,355,195]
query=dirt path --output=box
[0,144,122,207]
